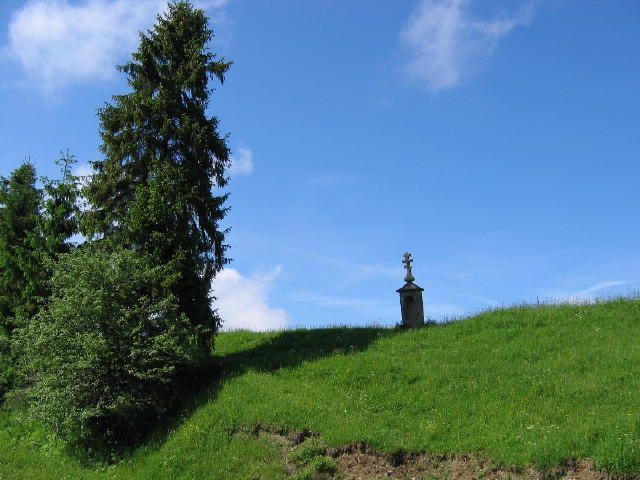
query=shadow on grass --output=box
[105,326,400,462]
[216,326,397,374]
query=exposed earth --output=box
[240,425,635,480]
[329,444,612,480]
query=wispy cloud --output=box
[281,246,401,286]
[400,0,534,90]
[290,291,466,323]
[290,291,397,316]
[543,280,632,305]
[569,280,630,301]
[5,0,228,95]
[229,146,254,176]
[214,267,290,331]
[344,262,401,285]
[307,174,355,188]
[425,301,467,319]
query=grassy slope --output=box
[1,299,639,479]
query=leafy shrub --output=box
[18,247,199,452]
[0,329,12,402]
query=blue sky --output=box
[1,0,639,330]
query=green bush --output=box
[0,328,12,402]
[18,247,199,452]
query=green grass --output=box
[1,298,640,478]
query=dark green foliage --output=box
[0,162,44,335]
[82,1,232,362]
[0,163,45,401]
[0,327,11,401]
[18,247,198,451]
[40,151,79,257]
[0,156,80,402]
[2,0,232,449]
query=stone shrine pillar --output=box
[396,252,425,327]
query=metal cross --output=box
[402,252,415,283]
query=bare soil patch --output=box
[328,444,617,480]
[234,425,637,480]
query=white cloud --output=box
[72,161,94,186]
[400,0,534,90]
[229,147,254,176]
[5,0,227,94]
[214,267,289,331]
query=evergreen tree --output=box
[40,151,79,257]
[0,163,44,334]
[83,1,232,362]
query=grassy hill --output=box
[1,298,639,479]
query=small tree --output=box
[0,162,46,400]
[83,1,232,363]
[0,162,44,334]
[40,151,80,257]
[20,247,197,451]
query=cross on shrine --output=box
[397,251,424,327]
[402,252,415,283]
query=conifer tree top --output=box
[83,0,232,354]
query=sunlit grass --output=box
[1,298,639,478]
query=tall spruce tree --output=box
[0,163,44,334]
[83,1,231,362]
